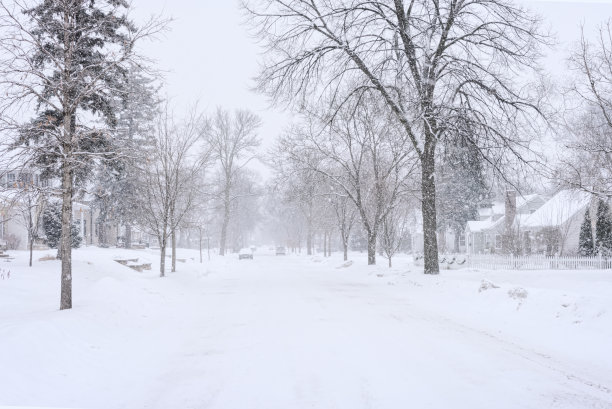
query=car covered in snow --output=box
[275,246,286,256]
[238,248,253,260]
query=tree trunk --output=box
[421,147,440,274]
[60,148,73,310]
[171,228,176,272]
[388,256,392,268]
[323,233,327,257]
[438,226,446,254]
[219,183,231,256]
[171,205,176,272]
[160,237,166,277]
[367,231,376,265]
[29,237,33,267]
[125,224,132,249]
[199,229,203,263]
[343,240,348,261]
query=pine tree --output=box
[93,63,160,248]
[1,0,152,309]
[437,134,488,252]
[578,209,594,256]
[596,200,612,256]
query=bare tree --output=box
[16,179,46,267]
[560,20,612,197]
[206,108,261,256]
[329,187,357,262]
[380,202,410,268]
[243,0,548,273]
[275,100,418,265]
[140,105,208,277]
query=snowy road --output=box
[1,249,611,408]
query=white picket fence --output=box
[466,254,612,270]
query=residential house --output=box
[0,169,103,250]
[465,192,546,255]
[521,190,592,256]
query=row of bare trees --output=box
[242,0,550,274]
[266,99,417,267]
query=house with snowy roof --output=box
[520,190,592,256]
[465,192,546,255]
[465,189,596,256]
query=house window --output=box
[19,172,33,186]
[6,173,15,187]
[495,234,502,249]
[459,234,465,247]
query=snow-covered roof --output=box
[478,194,545,220]
[466,220,494,233]
[522,190,591,229]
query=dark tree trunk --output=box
[60,145,73,310]
[343,241,348,261]
[367,232,376,265]
[171,206,176,272]
[29,237,33,267]
[421,147,440,274]
[125,224,132,249]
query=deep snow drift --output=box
[0,247,611,409]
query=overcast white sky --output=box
[131,0,612,160]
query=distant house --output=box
[521,190,592,256]
[465,193,547,255]
[465,189,595,256]
[0,169,103,250]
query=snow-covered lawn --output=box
[1,247,611,409]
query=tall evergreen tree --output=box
[596,200,612,256]
[93,63,160,248]
[578,209,594,256]
[0,0,160,309]
[437,135,488,252]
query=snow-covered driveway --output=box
[1,248,611,408]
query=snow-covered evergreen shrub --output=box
[42,203,82,249]
[596,200,612,256]
[579,209,594,256]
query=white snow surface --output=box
[1,247,611,409]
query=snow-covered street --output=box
[1,248,611,409]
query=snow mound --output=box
[508,287,528,300]
[337,260,354,269]
[478,279,500,292]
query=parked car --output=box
[275,246,286,256]
[239,248,253,260]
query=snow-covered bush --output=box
[42,203,82,249]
